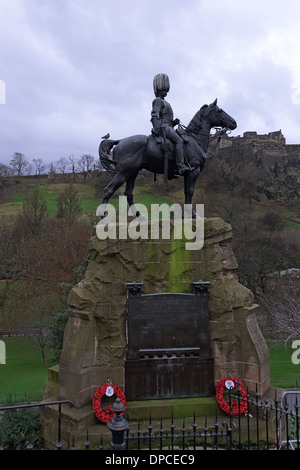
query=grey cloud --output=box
[1,0,300,165]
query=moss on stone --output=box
[168,237,191,293]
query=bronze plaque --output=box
[125,284,214,400]
[125,357,214,400]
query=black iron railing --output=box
[124,414,231,451]
[1,388,300,450]
[122,388,300,451]
[0,400,73,450]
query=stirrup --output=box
[177,163,194,175]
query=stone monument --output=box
[41,217,270,449]
[40,75,269,449]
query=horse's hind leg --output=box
[124,171,139,216]
[98,172,127,217]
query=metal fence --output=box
[120,389,300,451]
[0,389,300,450]
[124,414,231,451]
[0,400,73,450]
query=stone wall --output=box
[210,138,300,203]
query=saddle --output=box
[151,129,190,182]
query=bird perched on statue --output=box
[101,133,110,139]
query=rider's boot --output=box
[177,162,193,175]
[175,147,194,175]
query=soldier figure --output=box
[151,73,192,175]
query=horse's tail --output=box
[98,138,120,173]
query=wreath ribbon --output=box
[216,377,248,415]
[93,383,127,424]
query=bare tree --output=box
[68,154,77,181]
[32,158,46,175]
[0,163,13,177]
[0,215,21,327]
[26,298,51,368]
[56,183,82,226]
[56,157,69,175]
[15,188,48,236]
[47,161,56,174]
[77,155,86,173]
[84,154,94,172]
[77,154,95,181]
[234,227,299,295]
[10,152,28,176]
[258,275,300,346]
[78,154,94,172]
[260,211,285,232]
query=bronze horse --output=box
[98,99,236,218]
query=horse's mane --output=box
[186,105,208,134]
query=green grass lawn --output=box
[39,183,99,218]
[0,177,183,220]
[268,343,300,388]
[0,182,101,218]
[0,337,49,403]
[286,220,300,230]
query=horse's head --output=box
[186,99,237,139]
[206,98,237,131]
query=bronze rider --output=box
[151,73,192,175]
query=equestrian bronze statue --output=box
[98,75,236,219]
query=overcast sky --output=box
[1,0,300,167]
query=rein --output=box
[179,122,229,155]
[207,128,230,157]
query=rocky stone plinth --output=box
[41,217,270,449]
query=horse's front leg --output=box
[184,168,201,219]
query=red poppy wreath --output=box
[216,377,248,416]
[92,383,127,424]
